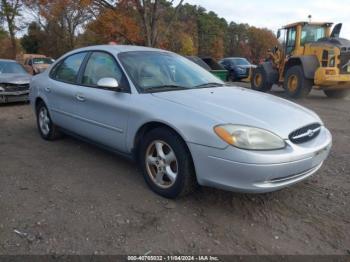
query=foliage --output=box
[0,0,22,58]
[0,0,279,62]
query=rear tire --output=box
[324,89,350,99]
[251,66,272,92]
[139,127,196,198]
[36,101,62,140]
[283,66,313,98]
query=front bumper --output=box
[314,67,350,90]
[0,90,29,103]
[188,126,332,193]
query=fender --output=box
[285,56,320,79]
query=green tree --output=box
[0,0,22,58]
[21,22,41,53]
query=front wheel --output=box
[251,67,272,92]
[139,128,196,198]
[36,101,62,140]
[324,89,350,99]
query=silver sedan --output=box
[29,45,332,198]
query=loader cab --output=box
[278,22,333,56]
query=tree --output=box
[84,1,143,45]
[21,21,42,53]
[247,27,279,63]
[93,0,184,47]
[0,0,22,58]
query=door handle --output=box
[44,87,51,93]
[76,94,86,102]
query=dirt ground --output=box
[0,85,349,255]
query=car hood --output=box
[0,73,31,84]
[152,86,321,139]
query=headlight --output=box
[0,86,4,92]
[237,67,245,73]
[214,124,286,150]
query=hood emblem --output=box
[292,127,321,140]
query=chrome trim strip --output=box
[51,108,124,133]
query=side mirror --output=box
[97,77,121,91]
[277,29,281,39]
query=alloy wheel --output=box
[145,140,178,188]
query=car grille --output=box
[339,51,350,74]
[3,83,29,92]
[289,123,321,144]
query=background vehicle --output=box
[0,59,31,103]
[219,57,256,81]
[186,56,228,81]
[30,45,331,199]
[20,54,54,75]
[251,21,350,98]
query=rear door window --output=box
[53,52,87,84]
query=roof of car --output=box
[65,45,170,56]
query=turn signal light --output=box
[214,126,235,145]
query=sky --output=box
[183,0,350,39]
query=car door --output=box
[73,51,131,152]
[46,52,88,134]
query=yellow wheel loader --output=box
[251,21,350,98]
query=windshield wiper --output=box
[194,82,225,88]
[144,85,188,93]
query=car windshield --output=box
[33,58,54,64]
[118,51,224,93]
[231,58,250,66]
[301,25,326,45]
[0,61,27,74]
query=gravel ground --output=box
[0,85,349,255]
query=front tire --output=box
[139,128,196,198]
[283,66,313,98]
[36,101,62,140]
[324,89,350,99]
[251,66,272,92]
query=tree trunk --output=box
[8,26,17,59]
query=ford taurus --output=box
[29,45,332,198]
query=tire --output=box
[229,71,237,82]
[139,127,196,198]
[324,89,350,99]
[283,66,313,98]
[36,101,62,140]
[251,66,272,92]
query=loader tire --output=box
[284,66,312,98]
[251,67,272,92]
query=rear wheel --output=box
[139,128,196,198]
[283,66,313,98]
[251,67,272,92]
[324,89,350,99]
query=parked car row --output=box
[27,45,332,198]
[184,56,256,82]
